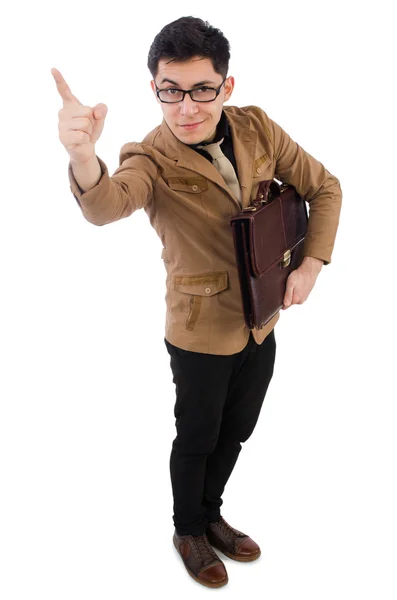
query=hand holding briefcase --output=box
[229,179,309,330]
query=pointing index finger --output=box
[51,68,82,107]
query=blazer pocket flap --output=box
[167,177,208,193]
[253,152,271,175]
[173,271,228,296]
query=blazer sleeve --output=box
[254,107,342,265]
[68,144,160,226]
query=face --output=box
[150,56,234,145]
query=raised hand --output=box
[51,67,108,164]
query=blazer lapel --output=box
[225,108,258,209]
[160,110,258,210]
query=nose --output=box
[179,93,199,116]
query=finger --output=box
[62,130,91,145]
[51,67,82,107]
[291,290,300,305]
[59,105,96,120]
[67,117,93,136]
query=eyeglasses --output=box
[155,78,226,103]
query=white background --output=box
[1,0,396,598]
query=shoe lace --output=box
[190,533,219,566]
[217,516,244,540]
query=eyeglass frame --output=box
[155,77,227,103]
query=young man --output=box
[53,16,342,589]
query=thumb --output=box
[283,278,294,308]
[93,103,108,120]
[90,103,108,144]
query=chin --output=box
[178,130,207,144]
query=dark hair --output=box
[147,16,230,81]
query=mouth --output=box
[180,121,204,130]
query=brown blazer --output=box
[68,104,342,355]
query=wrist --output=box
[301,256,324,274]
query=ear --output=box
[150,80,160,102]
[223,76,235,102]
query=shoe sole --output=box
[173,536,229,588]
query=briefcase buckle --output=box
[259,193,268,204]
[281,249,291,268]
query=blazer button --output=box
[256,167,261,174]
[205,287,211,294]
[192,185,199,191]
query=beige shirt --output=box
[68,105,342,355]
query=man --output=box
[52,16,342,589]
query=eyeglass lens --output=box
[158,88,218,102]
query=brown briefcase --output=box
[229,179,308,330]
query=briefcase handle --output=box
[254,179,290,206]
[242,179,289,212]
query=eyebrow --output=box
[159,78,217,87]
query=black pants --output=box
[164,329,276,536]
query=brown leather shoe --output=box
[173,530,228,588]
[206,516,261,562]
